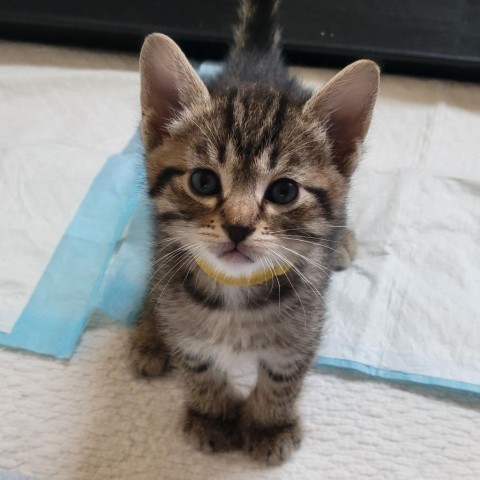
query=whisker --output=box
[154,243,206,305]
[155,255,194,309]
[260,256,275,300]
[149,242,205,294]
[269,251,307,325]
[182,256,199,287]
[198,232,221,238]
[265,255,282,313]
[270,225,349,234]
[277,244,334,275]
[148,236,182,249]
[277,236,343,255]
[271,250,325,302]
[151,243,189,266]
[148,242,196,282]
[148,247,188,286]
[253,235,340,246]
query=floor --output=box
[1,41,479,480]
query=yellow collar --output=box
[195,257,290,287]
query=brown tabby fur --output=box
[131,0,379,465]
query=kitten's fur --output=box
[131,0,379,465]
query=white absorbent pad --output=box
[311,69,480,394]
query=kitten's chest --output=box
[162,271,314,356]
[200,307,275,349]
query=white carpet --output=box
[1,41,480,480]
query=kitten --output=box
[131,0,379,465]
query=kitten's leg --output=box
[331,228,357,271]
[180,354,243,453]
[242,354,310,465]
[130,302,171,376]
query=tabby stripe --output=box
[184,267,293,310]
[217,141,226,164]
[245,422,296,440]
[266,281,293,303]
[180,352,213,374]
[240,282,294,310]
[304,186,333,220]
[148,167,185,197]
[224,88,237,139]
[260,360,307,383]
[183,361,211,374]
[183,276,224,310]
[268,94,288,168]
[270,384,296,399]
[216,195,225,210]
[194,141,208,157]
[156,211,187,223]
[279,227,320,240]
[187,407,227,422]
[257,95,272,159]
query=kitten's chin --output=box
[201,249,263,278]
[219,249,253,265]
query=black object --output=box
[0,0,479,82]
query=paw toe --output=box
[183,409,242,453]
[131,345,171,377]
[243,421,302,465]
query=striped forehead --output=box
[220,86,288,167]
[190,87,290,169]
[187,86,327,183]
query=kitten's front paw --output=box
[242,420,302,466]
[130,329,171,377]
[131,342,171,377]
[183,408,242,453]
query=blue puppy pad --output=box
[0,132,146,358]
[92,195,153,325]
[0,471,40,479]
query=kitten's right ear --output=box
[140,33,209,152]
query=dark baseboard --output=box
[1,0,479,82]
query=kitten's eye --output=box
[265,178,298,205]
[190,169,221,196]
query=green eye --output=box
[190,169,221,196]
[265,178,298,205]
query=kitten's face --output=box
[140,35,378,278]
[149,87,347,277]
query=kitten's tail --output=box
[233,0,281,55]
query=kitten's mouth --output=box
[218,248,254,264]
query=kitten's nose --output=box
[223,224,255,244]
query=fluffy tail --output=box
[233,0,281,54]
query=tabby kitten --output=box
[131,0,379,465]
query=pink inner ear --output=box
[144,76,181,146]
[303,60,379,176]
[327,89,374,164]
[141,47,181,149]
[140,33,209,151]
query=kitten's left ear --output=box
[303,60,380,177]
[140,33,209,152]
